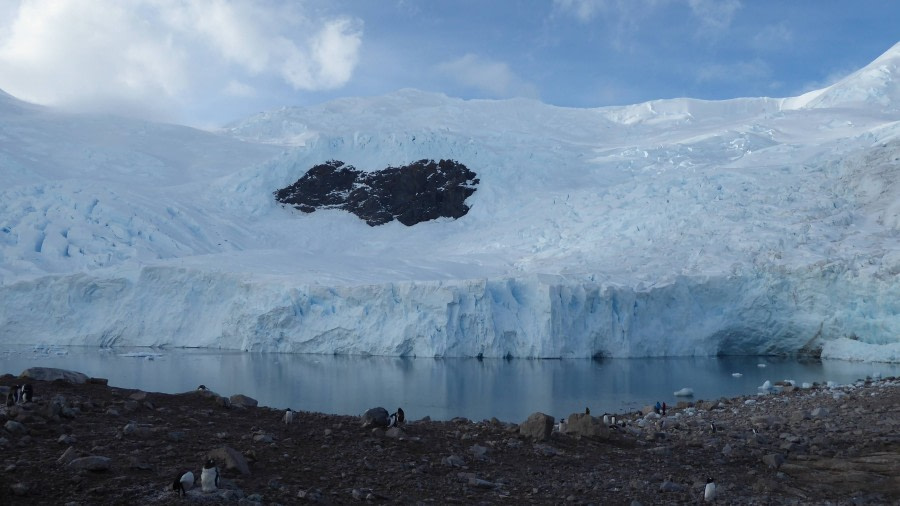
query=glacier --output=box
[1,42,900,362]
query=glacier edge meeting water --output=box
[1,261,897,362]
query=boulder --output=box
[519,412,554,441]
[360,407,390,428]
[67,456,111,472]
[229,394,258,408]
[19,367,88,384]
[566,413,610,439]
[208,446,250,475]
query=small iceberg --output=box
[673,387,694,397]
[731,373,743,378]
[757,363,767,368]
[758,380,774,392]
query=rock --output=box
[87,377,108,385]
[762,453,786,469]
[361,407,390,428]
[122,423,151,438]
[67,456,111,472]
[811,407,830,418]
[229,394,258,408]
[253,433,274,443]
[565,413,609,439]
[4,420,27,435]
[385,427,404,438]
[274,159,479,227]
[57,446,78,465]
[19,367,88,384]
[468,477,496,489]
[442,455,466,467]
[11,482,28,496]
[57,434,76,445]
[469,444,489,460]
[519,412,554,441]
[215,396,232,409]
[128,391,147,401]
[659,480,686,492]
[208,446,251,475]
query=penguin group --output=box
[5,383,33,406]
[172,459,219,496]
[388,407,405,428]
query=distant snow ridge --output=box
[2,42,900,362]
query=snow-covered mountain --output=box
[2,43,899,362]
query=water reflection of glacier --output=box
[2,346,897,422]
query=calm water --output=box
[2,345,897,423]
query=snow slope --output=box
[1,43,899,361]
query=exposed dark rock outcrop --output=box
[274,159,479,226]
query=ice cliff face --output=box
[1,44,900,361]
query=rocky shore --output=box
[1,368,898,505]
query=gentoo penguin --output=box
[196,385,208,391]
[585,407,590,415]
[201,459,219,492]
[709,422,717,433]
[602,414,610,425]
[558,417,567,433]
[704,477,716,502]
[172,470,194,496]
[283,408,294,425]
[20,384,33,403]
[5,384,18,406]
[388,407,405,427]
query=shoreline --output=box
[1,369,898,504]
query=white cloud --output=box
[436,54,539,99]
[224,80,256,97]
[751,23,793,51]
[688,0,741,34]
[553,0,607,23]
[0,0,363,120]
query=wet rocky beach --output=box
[1,368,898,505]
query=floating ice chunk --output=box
[758,380,773,392]
[732,373,743,378]
[673,387,694,397]
[826,380,838,388]
[783,379,796,386]
[757,363,767,368]
[120,352,164,359]
[801,382,812,389]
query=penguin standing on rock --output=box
[172,470,194,496]
[201,459,219,492]
[5,384,18,406]
[704,477,717,502]
[283,408,294,425]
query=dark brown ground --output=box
[1,372,898,505]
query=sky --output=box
[0,0,898,127]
